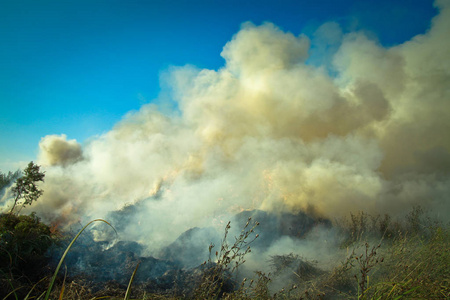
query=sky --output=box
[0,0,438,171]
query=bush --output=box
[194,219,259,299]
[0,212,57,298]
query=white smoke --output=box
[20,0,450,252]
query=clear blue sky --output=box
[0,0,437,170]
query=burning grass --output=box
[0,207,449,299]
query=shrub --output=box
[0,212,57,298]
[194,218,259,299]
[0,213,54,270]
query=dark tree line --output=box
[0,169,21,191]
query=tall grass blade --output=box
[124,262,140,300]
[36,291,46,300]
[44,219,116,300]
[387,283,398,298]
[24,277,47,300]
[2,287,21,300]
[58,267,67,300]
[0,269,18,300]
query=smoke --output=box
[38,134,83,167]
[18,1,450,254]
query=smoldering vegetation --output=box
[46,209,329,290]
[1,206,448,299]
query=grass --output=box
[193,218,259,299]
[287,207,450,300]
[366,225,450,299]
[1,206,448,299]
[44,219,116,300]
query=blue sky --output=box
[0,0,437,171]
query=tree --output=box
[0,169,21,191]
[9,162,45,215]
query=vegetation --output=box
[0,163,52,299]
[44,219,116,300]
[0,212,57,299]
[2,207,448,299]
[0,169,21,192]
[0,165,448,299]
[193,219,259,299]
[9,161,45,215]
[286,207,450,299]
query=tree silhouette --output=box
[0,169,21,191]
[9,162,45,215]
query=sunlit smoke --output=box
[17,1,450,253]
[38,134,83,167]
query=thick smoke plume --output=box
[16,1,450,253]
[38,134,83,167]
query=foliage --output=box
[0,169,21,192]
[1,206,448,300]
[44,219,116,300]
[0,212,57,299]
[9,162,45,215]
[366,225,450,299]
[0,213,54,271]
[284,207,449,300]
[194,218,259,299]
